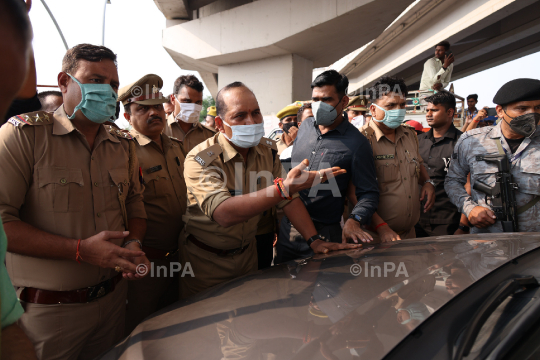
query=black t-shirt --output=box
[504,137,524,153]
[417,125,463,225]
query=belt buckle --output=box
[87,282,110,302]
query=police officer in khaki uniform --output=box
[0,44,149,360]
[346,95,369,129]
[118,74,188,333]
[180,81,360,298]
[163,75,216,154]
[360,76,435,242]
[275,104,301,155]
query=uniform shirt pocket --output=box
[375,159,399,185]
[144,173,170,198]
[517,157,540,196]
[38,167,84,212]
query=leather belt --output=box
[187,234,249,257]
[142,245,178,260]
[18,273,122,305]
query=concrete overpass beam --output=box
[218,54,313,115]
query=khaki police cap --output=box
[346,95,368,112]
[277,104,300,120]
[207,106,217,117]
[118,74,168,106]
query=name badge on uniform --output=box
[194,156,206,166]
[375,154,395,160]
[146,165,162,174]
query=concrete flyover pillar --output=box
[219,54,313,114]
[158,0,414,115]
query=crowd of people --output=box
[1,1,540,360]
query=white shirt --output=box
[419,57,453,91]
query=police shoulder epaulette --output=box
[464,126,492,138]
[168,136,183,143]
[362,126,375,139]
[7,111,52,128]
[259,137,278,151]
[193,143,222,167]
[105,125,134,140]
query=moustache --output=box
[147,116,163,124]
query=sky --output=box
[29,0,540,127]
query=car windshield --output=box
[101,234,540,360]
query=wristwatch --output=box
[348,214,363,224]
[122,239,143,249]
[458,225,470,232]
[307,234,326,247]
[424,179,435,187]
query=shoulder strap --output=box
[7,112,52,127]
[259,137,278,151]
[518,196,540,215]
[494,139,505,155]
[194,143,222,168]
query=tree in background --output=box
[199,95,216,122]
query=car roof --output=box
[100,233,540,360]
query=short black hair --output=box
[165,94,173,104]
[62,44,117,74]
[425,90,456,115]
[436,41,450,50]
[216,81,254,118]
[37,91,62,101]
[173,75,204,95]
[0,0,31,44]
[297,102,312,119]
[369,76,408,102]
[311,70,349,98]
[467,94,478,101]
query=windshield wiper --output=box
[453,276,539,360]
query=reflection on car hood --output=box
[100,233,540,360]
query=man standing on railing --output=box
[419,41,454,91]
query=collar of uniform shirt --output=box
[217,132,264,163]
[425,123,459,142]
[314,115,349,136]
[52,106,120,145]
[369,119,407,143]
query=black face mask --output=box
[282,121,298,135]
[503,111,540,138]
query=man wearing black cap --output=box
[445,78,540,233]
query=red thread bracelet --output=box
[375,222,388,230]
[274,178,286,200]
[75,239,83,264]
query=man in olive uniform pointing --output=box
[180,82,361,298]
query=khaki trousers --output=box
[125,257,179,334]
[18,279,127,360]
[178,234,258,299]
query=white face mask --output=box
[221,119,265,148]
[175,98,202,123]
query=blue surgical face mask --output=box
[312,98,343,126]
[222,120,265,148]
[373,103,406,129]
[67,73,118,123]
